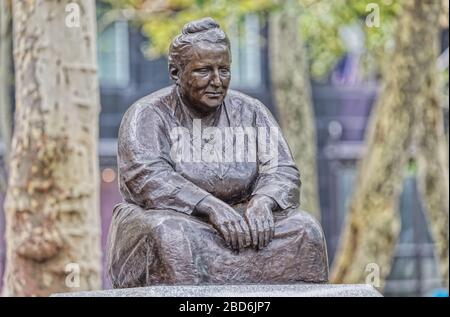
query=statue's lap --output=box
[107,202,329,288]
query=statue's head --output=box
[169,17,231,113]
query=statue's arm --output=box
[117,106,211,214]
[250,100,301,211]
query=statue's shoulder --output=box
[226,89,270,114]
[121,86,175,125]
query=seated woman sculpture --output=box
[107,17,328,288]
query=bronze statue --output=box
[107,17,328,288]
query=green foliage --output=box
[101,0,276,57]
[100,0,401,78]
[298,0,401,78]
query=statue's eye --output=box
[220,68,230,75]
[195,68,209,75]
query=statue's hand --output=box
[244,195,276,250]
[195,196,251,251]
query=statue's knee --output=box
[291,211,326,249]
[111,204,197,250]
[112,203,173,237]
[149,211,191,238]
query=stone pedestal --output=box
[51,284,382,297]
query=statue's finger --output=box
[257,220,265,250]
[234,222,245,251]
[268,216,275,241]
[249,220,258,249]
[219,224,231,247]
[227,223,238,250]
[239,220,251,247]
[263,219,271,247]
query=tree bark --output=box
[269,2,321,219]
[2,0,102,296]
[331,0,442,289]
[0,0,12,193]
[415,52,449,289]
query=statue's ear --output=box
[169,63,180,84]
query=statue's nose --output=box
[210,70,221,87]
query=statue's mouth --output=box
[205,91,222,98]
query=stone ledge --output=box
[51,284,382,297]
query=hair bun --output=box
[182,17,220,35]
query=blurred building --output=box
[0,10,447,296]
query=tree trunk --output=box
[415,52,449,289]
[331,0,442,290]
[2,0,102,296]
[0,0,12,193]
[269,2,321,219]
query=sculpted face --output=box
[176,43,231,114]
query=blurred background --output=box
[0,0,448,297]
